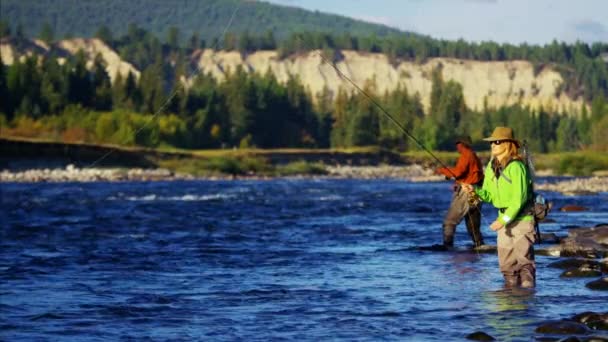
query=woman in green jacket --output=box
[462,127,536,288]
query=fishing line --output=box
[87,1,244,168]
[317,52,455,171]
[313,44,492,247]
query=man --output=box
[436,136,484,248]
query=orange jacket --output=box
[438,147,483,185]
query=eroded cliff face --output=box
[1,38,586,113]
[193,49,585,113]
[0,38,140,83]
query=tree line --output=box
[3,19,606,102]
[1,51,607,152]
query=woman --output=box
[462,127,535,288]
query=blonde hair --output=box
[499,141,523,167]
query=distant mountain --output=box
[0,0,413,43]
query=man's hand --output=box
[490,220,504,231]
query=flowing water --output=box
[1,179,607,341]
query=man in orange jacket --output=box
[436,136,484,248]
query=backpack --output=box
[530,192,552,222]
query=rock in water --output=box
[465,331,495,341]
[535,320,589,334]
[586,277,608,291]
[572,311,608,331]
[560,205,589,212]
[542,226,608,258]
[560,265,603,278]
[548,258,600,270]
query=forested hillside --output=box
[0,0,407,42]
[2,0,607,102]
[0,1,607,154]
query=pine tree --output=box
[555,115,579,151]
[0,57,7,116]
[67,51,93,108]
[39,22,55,45]
[91,54,112,111]
[577,104,591,146]
[330,88,350,147]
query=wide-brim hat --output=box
[455,135,472,147]
[483,126,521,147]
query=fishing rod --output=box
[315,51,468,183]
[314,47,488,246]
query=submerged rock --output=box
[560,266,603,278]
[466,331,495,341]
[472,244,498,254]
[585,277,608,291]
[535,320,589,334]
[548,259,601,270]
[560,205,589,212]
[540,232,563,244]
[572,312,608,331]
[541,226,608,258]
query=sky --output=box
[264,0,608,46]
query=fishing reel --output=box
[467,192,482,207]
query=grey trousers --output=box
[497,220,536,283]
[442,186,483,246]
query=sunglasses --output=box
[490,140,505,145]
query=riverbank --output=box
[2,164,607,195]
[0,164,441,182]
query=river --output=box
[1,179,607,341]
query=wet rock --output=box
[539,248,603,259]
[535,320,590,334]
[548,259,600,270]
[560,264,603,278]
[542,226,608,258]
[559,337,582,342]
[540,232,563,244]
[587,320,608,331]
[466,331,495,341]
[537,248,563,257]
[582,337,608,342]
[572,312,608,332]
[560,205,589,212]
[418,244,450,251]
[585,277,608,291]
[472,244,497,254]
[573,312,604,325]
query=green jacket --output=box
[475,159,533,225]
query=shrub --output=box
[556,154,608,176]
[277,160,327,176]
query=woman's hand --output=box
[490,220,504,231]
[461,183,474,193]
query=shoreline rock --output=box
[0,165,195,182]
[536,176,608,195]
[538,225,608,259]
[0,164,446,183]
[1,165,607,194]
